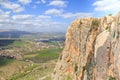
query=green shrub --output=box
[108,14,112,16]
[74,63,78,72]
[109,76,116,80]
[92,19,100,28]
[67,75,72,80]
[105,26,110,32]
[113,32,115,38]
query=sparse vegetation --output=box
[0,32,64,80]
[11,40,25,47]
[119,22,120,25]
[109,76,116,80]
[92,19,100,28]
[84,55,94,80]
[105,26,111,32]
[113,32,115,38]
[108,14,112,16]
[74,63,78,72]
[0,57,13,66]
[105,26,109,30]
[9,64,39,80]
[67,74,72,80]
[9,63,54,80]
[24,48,62,63]
[78,21,82,28]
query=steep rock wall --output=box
[52,13,120,80]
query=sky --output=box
[0,0,120,32]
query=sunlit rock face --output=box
[52,12,120,80]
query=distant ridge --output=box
[0,29,31,38]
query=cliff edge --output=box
[52,13,120,80]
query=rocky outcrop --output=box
[52,13,120,80]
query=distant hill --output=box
[0,29,66,40]
[0,29,32,38]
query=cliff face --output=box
[52,13,120,80]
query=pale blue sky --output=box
[0,0,119,32]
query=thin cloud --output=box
[48,0,67,7]
[35,1,41,4]
[12,15,34,20]
[93,0,120,13]
[61,12,93,19]
[18,0,32,5]
[0,1,24,13]
[0,9,10,22]
[0,0,94,32]
[37,15,51,19]
[45,9,63,15]
[45,8,93,19]
[41,0,46,3]
[0,11,66,32]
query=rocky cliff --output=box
[52,13,120,80]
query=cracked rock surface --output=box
[52,13,120,80]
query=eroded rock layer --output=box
[52,13,120,80]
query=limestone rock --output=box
[52,13,120,80]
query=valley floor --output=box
[0,38,63,80]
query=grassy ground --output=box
[6,48,63,80]
[0,57,13,66]
[11,40,25,47]
[9,63,40,80]
[24,48,62,63]
[0,60,29,79]
[9,63,54,80]
[0,39,63,80]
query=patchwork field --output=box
[0,32,64,80]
